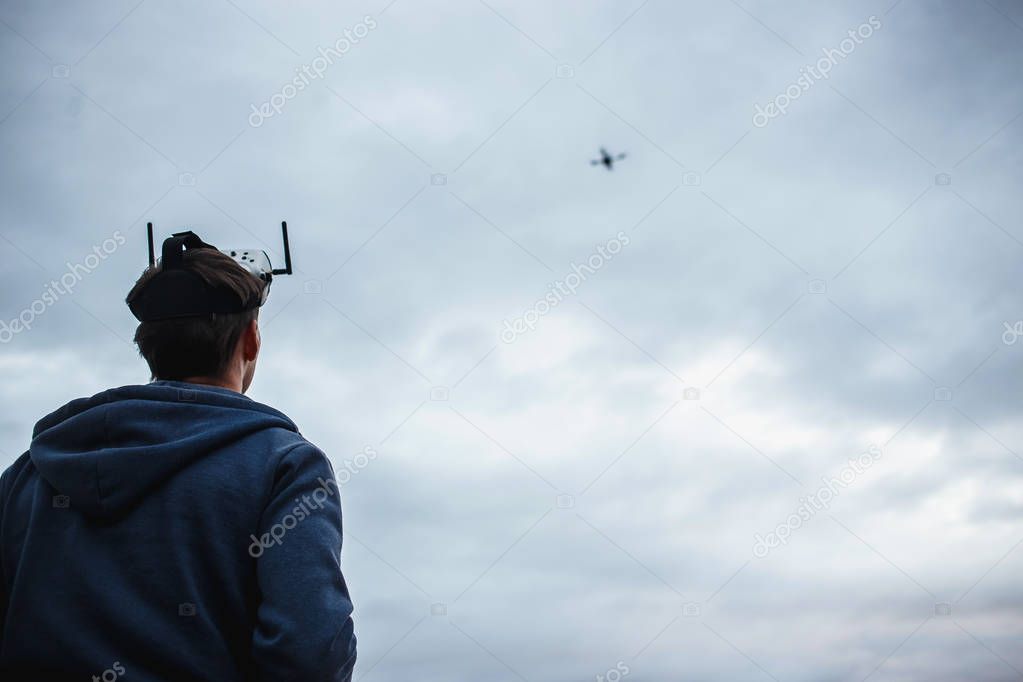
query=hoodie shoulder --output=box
[33,383,297,438]
[28,383,304,518]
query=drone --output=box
[590,147,627,171]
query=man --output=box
[0,232,356,680]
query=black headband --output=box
[127,231,265,322]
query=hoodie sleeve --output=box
[251,443,356,681]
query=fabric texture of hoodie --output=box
[0,380,356,681]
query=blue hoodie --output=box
[0,381,356,681]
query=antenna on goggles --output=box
[272,221,292,276]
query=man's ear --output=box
[242,318,260,362]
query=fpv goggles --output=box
[127,221,293,322]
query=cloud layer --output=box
[2,0,1022,679]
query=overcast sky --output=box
[2,0,1023,680]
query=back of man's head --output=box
[126,248,264,381]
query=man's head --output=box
[126,248,263,393]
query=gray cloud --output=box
[2,0,1022,679]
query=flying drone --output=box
[591,147,627,171]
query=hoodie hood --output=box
[29,381,298,517]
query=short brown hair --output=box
[126,248,263,380]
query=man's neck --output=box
[179,374,243,394]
